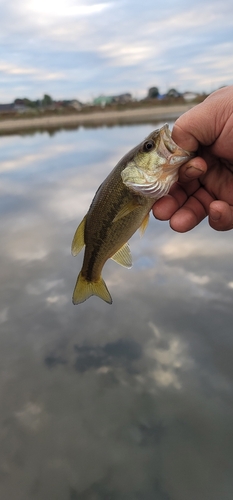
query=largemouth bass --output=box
[72,124,193,305]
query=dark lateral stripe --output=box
[85,189,129,281]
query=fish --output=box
[71,124,193,305]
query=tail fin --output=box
[72,272,112,305]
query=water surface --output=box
[1,123,233,500]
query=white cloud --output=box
[146,322,194,390]
[187,273,210,285]
[165,6,227,29]
[28,0,112,18]
[0,62,65,81]
[46,294,68,305]
[26,279,64,296]
[0,0,233,102]
[10,246,49,262]
[99,43,155,66]
[0,308,8,324]
[0,144,75,174]
[161,235,233,260]
[15,402,45,431]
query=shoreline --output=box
[0,104,194,134]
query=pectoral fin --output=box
[111,242,132,268]
[113,200,140,223]
[71,215,86,256]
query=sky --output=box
[1,0,233,103]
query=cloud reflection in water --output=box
[0,123,233,499]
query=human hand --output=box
[152,85,233,231]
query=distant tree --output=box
[14,97,40,108]
[23,98,36,108]
[42,94,53,107]
[148,87,159,99]
[14,97,32,108]
[14,98,24,105]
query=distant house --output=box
[166,88,181,98]
[14,104,29,113]
[183,92,199,102]
[93,93,132,107]
[112,93,132,104]
[93,95,114,107]
[13,98,30,113]
[70,100,82,111]
[0,103,15,113]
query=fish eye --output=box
[143,140,155,152]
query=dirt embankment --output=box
[0,104,195,133]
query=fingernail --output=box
[210,208,221,221]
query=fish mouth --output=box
[159,124,194,167]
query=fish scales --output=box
[83,166,152,280]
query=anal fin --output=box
[111,242,132,268]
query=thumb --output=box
[209,201,233,231]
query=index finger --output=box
[178,157,207,183]
[172,86,233,151]
[152,179,200,221]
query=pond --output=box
[1,122,233,499]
